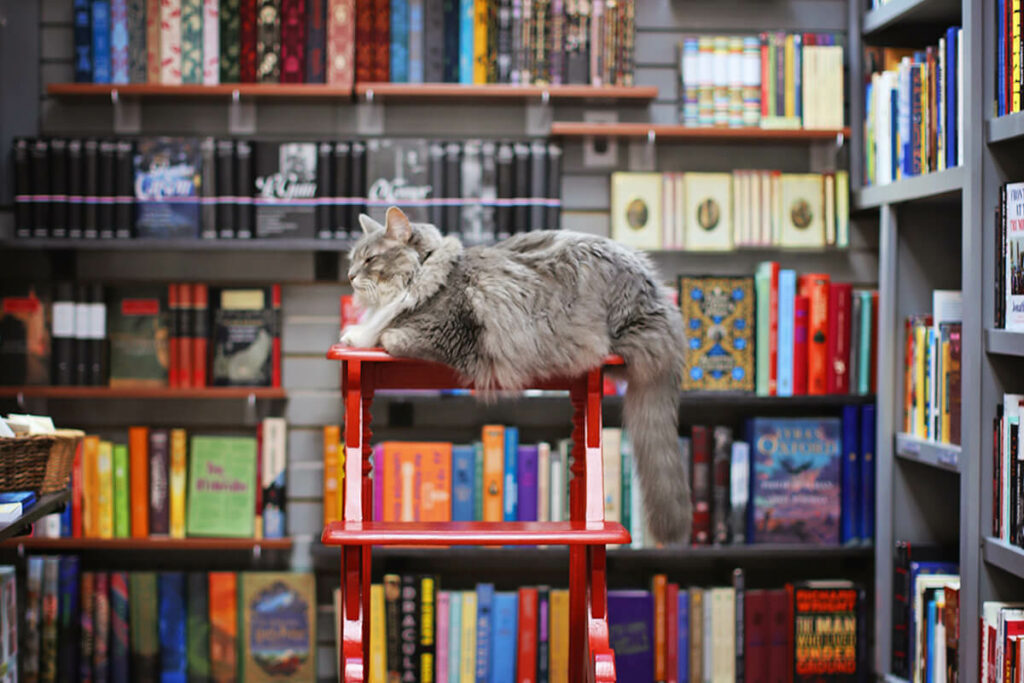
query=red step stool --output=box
[322,346,631,682]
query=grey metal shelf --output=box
[862,0,960,35]
[986,329,1024,356]
[894,433,961,473]
[0,491,71,541]
[0,237,354,251]
[988,112,1024,144]
[983,538,1024,580]
[853,167,965,210]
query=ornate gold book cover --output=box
[679,276,755,392]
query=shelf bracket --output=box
[228,89,257,136]
[355,93,385,136]
[525,92,553,137]
[111,89,141,135]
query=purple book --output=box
[93,572,110,682]
[148,429,170,535]
[373,443,384,522]
[607,590,654,683]
[516,445,538,522]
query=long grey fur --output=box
[341,207,692,544]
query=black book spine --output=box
[53,282,76,386]
[428,142,445,230]
[89,283,107,385]
[13,138,31,238]
[399,574,420,682]
[497,0,512,83]
[317,142,333,239]
[98,140,116,239]
[712,426,733,545]
[216,140,235,239]
[480,140,496,242]
[349,141,366,236]
[332,141,351,239]
[536,586,550,683]
[83,140,99,238]
[74,285,90,385]
[529,140,547,231]
[424,0,444,82]
[513,142,530,233]
[384,574,401,680]
[442,0,459,82]
[234,140,252,239]
[115,140,134,239]
[67,139,84,239]
[546,142,562,229]
[200,137,217,240]
[50,139,69,239]
[30,139,51,238]
[443,142,461,234]
[495,142,513,238]
[733,568,745,682]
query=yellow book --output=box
[97,440,114,539]
[473,0,488,84]
[459,591,478,682]
[784,35,795,119]
[82,435,100,538]
[169,428,187,538]
[369,584,386,683]
[420,577,435,682]
[914,324,927,438]
[323,425,341,525]
[481,425,504,522]
[550,589,570,683]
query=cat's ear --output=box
[385,206,413,243]
[359,214,384,235]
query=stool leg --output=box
[568,381,586,683]
[341,545,366,682]
[588,545,616,682]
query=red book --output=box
[167,284,179,388]
[797,273,829,394]
[192,284,208,387]
[767,589,789,683]
[354,0,373,82]
[825,283,853,394]
[72,439,84,538]
[280,0,307,82]
[759,34,769,118]
[327,0,355,87]
[792,295,809,395]
[371,0,389,81]
[516,587,538,683]
[765,262,780,396]
[240,0,259,82]
[666,583,679,683]
[690,426,711,545]
[744,589,770,683]
[272,284,282,388]
[177,284,193,389]
[870,291,879,394]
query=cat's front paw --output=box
[340,325,377,348]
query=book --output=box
[0,284,51,386]
[712,426,733,544]
[679,276,755,392]
[517,587,538,683]
[149,428,170,535]
[109,571,130,683]
[208,572,238,681]
[170,428,188,538]
[789,580,862,681]
[97,440,115,538]
[185,436,258,537]
[323,425,342,525]
[460,590,478,681]
[503,426,519,522]
[777,269,796,396]
[253,142,320,238]
[239,573,316,682]
[691,426,712,545]
[452,445,476,522]
[127,574,158,680]
[608,590,654,683]
[57,556,80,680]
[211,286,279,386]
[491,592,518,683]
[482,425,505,522]
[261,417,288,538]
[112,443,130,538]
[549,589,569,683]
[132,137,201,238]
[95,571,111,681]
[840,405,860,545]
[129,426,149,537]
[369,584,386,683]
[186,573,210,681]
[476,583,495,682]
[778,174,825,247]
[610,172,663,250]
[158,572,187,683]
[684,172,733,251]
[107,286,169,386]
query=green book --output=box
[219,0,241,83]
[185,436,257,537]
[187,572,210,681]
[857,290,873,395]
[129,573,159,680]
[754,262,774,396]
[473,441,484,522]
[113,444,130,538]
[108,285,169,387]
[180,0,203,84]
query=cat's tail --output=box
[620,327,692,545]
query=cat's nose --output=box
[347,267,357,281]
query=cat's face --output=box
[347,207,423,307]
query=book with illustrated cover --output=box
[0,284,51,386]
[239,573,316,682]
[107,286,169,387]
[678,276,755,392]
[133,137,202,239]
[211,286,279,387]
[684,172,733,251]
[253,142,320,238]
[208,572,238,681]
[365,138,433,224]
[610,172,662,250]
[779,173,826,248]
[1005,182,1024,331]
[789,581,862,681]
[186,436,257,537]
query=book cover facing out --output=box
[253,142,320,238]
[607,590,654,683]
[790,582,860,681]
[107,285,169,387]
[0,283,51,385]
[185,436,257,537]
[748,418,841,544]
[365,138,433,224]
[211,287,275,386]
[240,572,316,682]
[679,276,755,392]
[132,137,201,238]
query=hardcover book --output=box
[186,436,257,537]
[107,286,169,387]
[129,573,159,680]
[158,572,187,683]
[789,581,861,681]
[779,173,826,248]
[678,276,755,392]
[186,572,210,681]
[253,142,320,238]
[684,172,733,251]
[365,138,433,224]
[0,284,51,385]
[133,137,202,238]
[239,573,316,682]
[210,286,278,386]
[279,0,306,82]
[1005,182,1024,331]
[208,572,238,681]
[610,172,662,250]
[179,0,203,83]
[219,0,241,82]
[607,590,654,683]
[747,417,842,544]
[256,0,281,82]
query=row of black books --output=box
[0,282,281,388]
[11,137,563,243]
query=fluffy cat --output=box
[341,207,691,543]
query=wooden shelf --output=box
[1,238,354,252]
[0,386,286,400]
[862,0,960,35]
[853,166,964,209]
[549,122,850,142]
[0,536,292,551]
[894,433,960,473]
[354,83,658,101]
[989,112,1024,144]
[0,491,71,542]
[986,329,1024,356]
[46,83,354,99]
[983,537,1024,580]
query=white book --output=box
[703,586,713,679]
[626,432,644,549]
[729,442,749,543]
[912,575,959,683]
[711,587,736,682]
[537,442,550,524]
[160,0,183,84]
[934,589,946,683]
[549,442,564,523]
[202,0,219,84]
[997,606,1024,683]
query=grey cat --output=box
[341,206,691,544]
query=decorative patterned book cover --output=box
[256,0,281,82]
[75,0,93,81]
[110,0,130,82]
[107,286,169,387]
[280,0,306,82]
[202,0,219,83]
[145,0,161,81]
[408,0,424,82]
[158,573,187,682]
[254,142,320,238]
[110,572,130,683]
[354,0,373,82]
[132,137,201,238]
[327,0,355,86]
[219,0,240,81]
[306,0,327,82]
[424,0,444,82]
[239,573,316,682]
[747,417,841,544]
[678,276,755,392]
[372,0,390,81]
[159,0,183,84]
[496,0,511,82]
[390,0,409,82]
[240,0,258,81]
[93,0,113,83]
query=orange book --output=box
[797,273,830,395]
[323,426,341,525]
[481,425,505,522]
[517,587,539,683]
[82,435,100,538]
[381,442,451,522]
[128,427,149,538]
[208,572,238,682]
[192,284,209,387]
[382,442,418,522]
[419,442,452,522]
[168,283,179,388]
[652,574,667,680]
[549,589,570,683]
[178,284,193,388]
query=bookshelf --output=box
[0,387,286,400]
[893,433,961,473]
[0,536,293,551]
[988,111,1024,144]
[852,166,965,210]
[352,83,659,102]
[861,0,961,35]
[46,83,356,99]
[549,122,851,142]
[985,329,1024,356]
[0,491,71,542]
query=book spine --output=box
[240,0,258,81]
[420,577,436,679]
[793,294,809,395]
[13,138,32,237]
[186,572,210,681]
[40,557,60,683]
[389,0,409,82]
[157,573,187,681]
[113,443,130,538]
[482,425,504,521]
[145,0,160,81]
[475,583,494,682]
[92,571,110,681]
[691,425,711,545]
[355,0,373,82]
[280,0,306,82]
[384,574,401,680]
[306,0,327,83]
[459,0,474,83]
[98,140,116,238]
[529,140,547,231]
[129,427,149,537]
[110,571,130,683]
[323,425,341,525]
[159,0,181,84]
[840,404,860,544]
[777,269,796,396]
[93,0,113,83]
[110,0,130,83]
[473,0,487,83]
[317,142,334,238]
[262,417,288,538]
[272,284,282,386]
[860,404,876,541]
[517,587,538,683]
[83,139,99,237]
[220,0,241,82]
[256,0,281,82]
[452,446,476,521]
[97,441,115,538]
[496,0,512,82]
[443,0,459,81]
[53,282,76,385]
[57,557,81,678]
[711,426,732,545]
[408,0,424,82]
[208,572,238,681]
[75,0,94,81]
[169,428,187,538]
[79,572,95,681]
[502,426,519,522]
[75,285,91,385]
[235,140,253,237]
[215,140,235,237]
[201,137,218,240]
[114,140,133,239]
[30,139,51,239]
[654,573,667,680]
[180,0,203,83]
[372,0,390,81]
[148,429,170,535]
[168,283,180,387]
[331,141,351,237]
[827,284,853,393]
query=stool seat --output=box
[322,520,631,546]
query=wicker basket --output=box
[0,429,84,494]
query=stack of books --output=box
[981,599,1024,683]
[991,395,1024,548]
[995,0,1024,118]
[902,291,962,445]
[996,181,1024,330]
[33,421,286,541]
[677,33,844,130]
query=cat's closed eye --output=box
[364,255,377,265]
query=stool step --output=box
[321,520,630,546]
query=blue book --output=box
[945,27,958,162]
[449,592,462,682]
[458,0,474,84]
[490,592,518,683]
[678,589,689,682]
[899,64,910,176]
[859,404,876,542]
[443,0,460,82]
[158,572,187,683]
[60,502,72,537]
[840,405,860,544]
[503,427,519,522]
[91,0,112,84]
[74,0,93,81]
[452,445,477,521]
[408,0,424,83]
[58,557,81,681]
[890,87,900,180]
[793,34,803,121]
[517,445,538,522]
[607,590,654,683]
[110,0,129,83]
[475,583,495,683]
[390,0,409,83]
[776,269,796,397]
[0,491,37,507]
[926,597,937,683]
